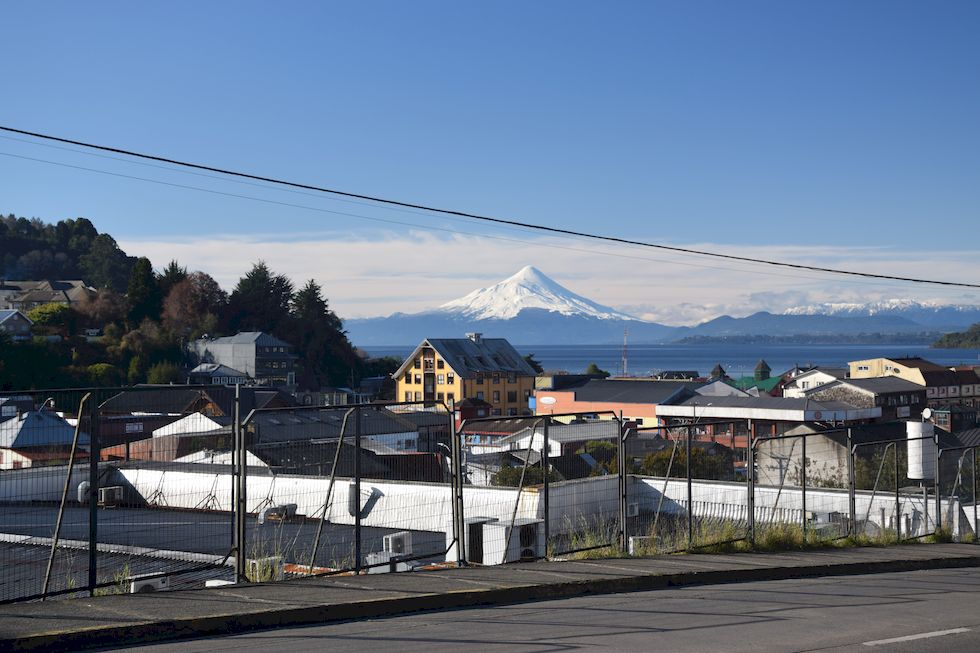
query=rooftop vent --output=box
[466,332,482,343]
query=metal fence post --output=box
[935,430,942,535]
[747,419,755,546]
[87,390,100,597]
[618,419,628,553]
[234,384,246,583]
[847,429,856,538]
[542,419,550,558]
[686,425,693,550]
[974,448,978,544]
[354,405,362,573]
[450,408,465,566]
[894,442,900,539]
[801,431,807,539]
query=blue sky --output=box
[2,2,979,322]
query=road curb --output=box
[7,554,980,652]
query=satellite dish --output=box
[921,408,933,420]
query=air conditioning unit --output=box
[463,517,499,564]
[98,486,124,507]
[130,574,170,593]
[481,518,545,565]
[247,556,284,582]
[365,551,419,574]
[627,502,640,518]
[383,531,413,555]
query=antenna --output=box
[621,328,629,377]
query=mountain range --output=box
[345,267,980,346]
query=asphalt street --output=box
[98,567,980,653]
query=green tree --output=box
[146,361,181,384]
[127,355,145,385]
[26,303,75,335]
[584,362,611,378]
[640,446,733,480]
[523,353,544,374]
[286,279,359,388]
[157,260,188,298]
[126,257,163,326]
[491,462,559,487]
[79,233,134,291]
[87,362,122,386]
[225,261,294,334]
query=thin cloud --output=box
[119,232,980,325]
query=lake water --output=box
[362,343,980,378]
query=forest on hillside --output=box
[0,212,400,391]
[0,214,135,290]
[933,323,980,349]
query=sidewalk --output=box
[4,544,980,652]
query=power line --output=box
[1,124,977,290]
[11,148,962,294]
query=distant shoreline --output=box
[672,333,942,346]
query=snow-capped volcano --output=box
[437,266,640,321]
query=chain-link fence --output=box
[0,385,239,603]
[457,412,623,563]
[5,382,979,605]
[624,421,750,555]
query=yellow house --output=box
[848,356,980,407]
[847,356,943,385]
[393,333,536,416]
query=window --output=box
[492,373,500,384]
[492,391,500,403]
[507,391,517,403]
[437,392,444,401]
[404,374,412,384]
[414,391,422,401]
[508,373,517,383]
[858,365,870,372]
[437,374,445,384]
[447,392,455,405]
[507,408,517,416]
[437,360,445,369]
[414,359,422,369]
[523,389,532,401]
[491,408,502,416]
[415,374,422,384]
[476,374,484,385]
[447,373,455,385]
[477,391,485,400]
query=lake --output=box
[362,343,980,378]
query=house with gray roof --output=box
[394,333,536,417]
[0,409,89,469]
[0,280,94,311]
[802,377,927,421]
[0,310,32,341]
[187,332,297,387]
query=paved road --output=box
[100,567,980,653]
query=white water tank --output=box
[907,421,936,480]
